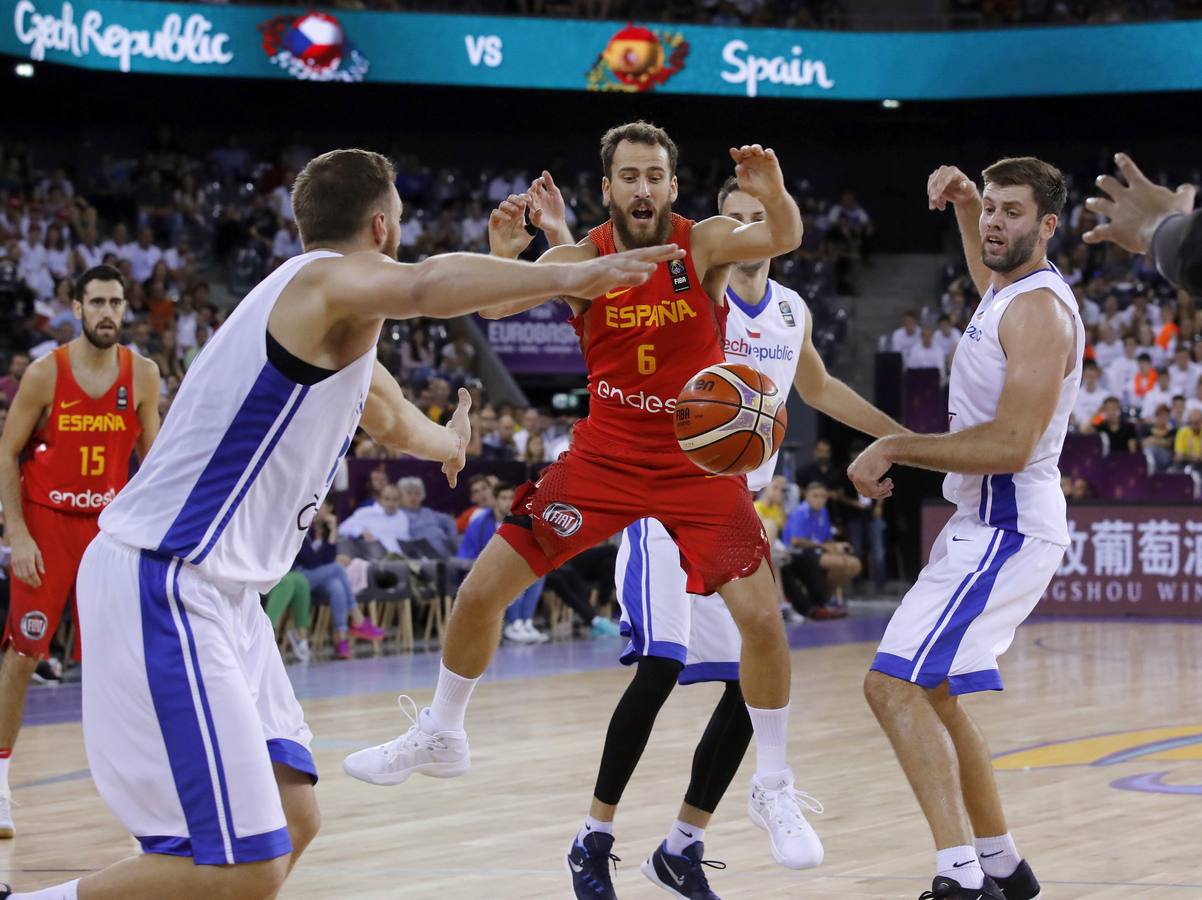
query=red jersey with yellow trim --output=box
[572,213,726,452]
[21,345,141,515]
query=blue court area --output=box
[21,615,895,729]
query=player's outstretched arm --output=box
[793,308,908,439]
[848,290,1073,498]
[359,360,471,487]
[928,165,992,298]
[320,243,681,322]
[0,358,55,587]
[133,355,162,462]
[691,145,802,271]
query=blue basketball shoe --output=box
[641,840,725,899]
[567,830,620,899]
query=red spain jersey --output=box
[572,213,727,452]
[21,345,141,515]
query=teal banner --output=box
[6,0,1202,99]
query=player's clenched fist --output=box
[730,144,786,201]
[927,165,980,211]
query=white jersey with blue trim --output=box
[942,265,1084,547]
[722,278,808,492]
[100,250,375,593]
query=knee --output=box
[290,801,321,854]
[863,669,916,717]
[926,682,959,723]
[731,600,784,643]
[212,855,289,900]
[454,577,506,615]
[846,557,863,577]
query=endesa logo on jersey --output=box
[57,412,127,432]
[724,336,796,363]
[605,299,698,330]
[49,487,116,510]
[595,378,676,414]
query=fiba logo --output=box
[542,502,583,538]
[20,611,48,641]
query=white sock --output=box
[577,814,613,845]
[937,845,983,889]
[13,879,80,899]
[0,756,10,792]
[665,819,704,855]
[426,661,479,733]
[976,832,1021,879]
[745,704,789,777]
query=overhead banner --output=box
[475,304,585,376]
[8,1,1202,99]
[923,503,1202,619]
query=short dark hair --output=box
[493,482,515,495]
[74,264,125,302]
[1083,358,1099,370]
[717,175,742,211]
[599,121,678,179]
[292,149,396,247]
[1137,353,1152,363]
[805,481,828,493]
[982,156,1068,220]
[1103,396,1121,406]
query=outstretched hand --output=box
[442,388,471,488]
[1082,153,1197,254]
[528,170,568,239]
[565,244,685,300]
[730,144,786,201]
[488,193,534,259]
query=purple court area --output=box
[22,615,894,729]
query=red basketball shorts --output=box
[499,430,769,596]
[5,502,99,660]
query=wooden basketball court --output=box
[2,616,1200,898]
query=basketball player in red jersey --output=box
[0,264,160,837]
[345,122,825,872]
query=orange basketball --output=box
[674,363,787,475]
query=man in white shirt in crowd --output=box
[271,171,296,223]
[933,314,962,359]
[338,482,412,554]
[1093,322,1124,369]
[905,326,948,372]
[399,208,424,252]
[1118,293,1160,332]
[511,407,544,458]
[1141,369,1175,423]
[1168,346,1201,399]
[1104,336,1140,405]
[1071,360,1108,430]
[460,200,490,248]
[272,221,303,268]
[125,226,163,282]
[98,222,132,261]
[1187,381,1202,418]
[890,310,921,355]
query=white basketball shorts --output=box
[76,532,315,865]
[871,509,1065,695]
[614,518,742,684]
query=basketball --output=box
[674,363,787,475]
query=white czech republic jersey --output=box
[943,265,1084,547]
[101,250,375,593]
[615,278,808,680]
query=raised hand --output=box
[927,165,980,212]
[442,388,471,488]
[488,193,534,259]
[564,244,685,300]
[528,170,569,240]
[1083,153,1197,254]
[729,144,786,201]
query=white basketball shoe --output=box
[747,768,824,869]
[342,696,470,786]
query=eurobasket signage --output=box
[7,1,1202,100]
